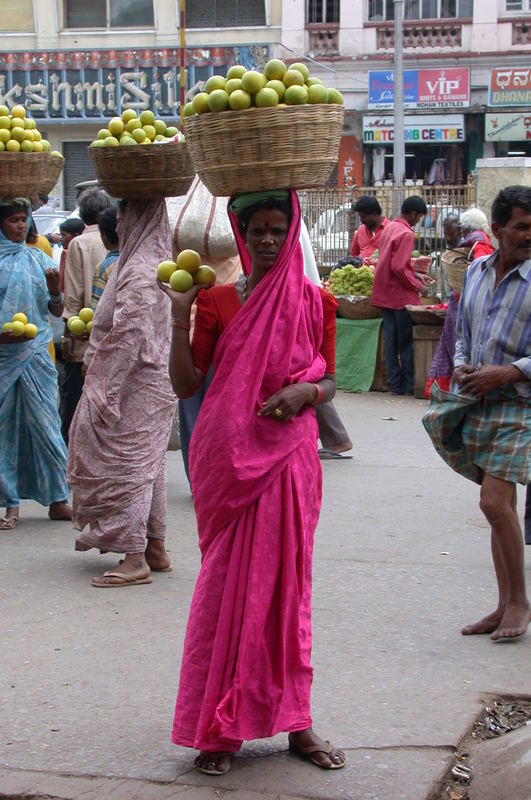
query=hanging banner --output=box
[337,135,362,188]
[485,112,531,142]
[368,68,469,110]
[363,115,465,144]
[488,68,531,107]
[0,46,269,120]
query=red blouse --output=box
[191,284,337,376]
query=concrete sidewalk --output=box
[1,392,530,800]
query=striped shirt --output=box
[454,253,531,399]
[91,250,119,310]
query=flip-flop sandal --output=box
[91,571,152,588]
[0,516,19,530]
[289,740,345,770]
[195,753,233,776]
[318,448,353,460]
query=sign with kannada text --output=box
[488,68,531,107]
[485,112,531,142]
[368,68,469,110]
[363,115,465,144]
[0,45,269,120]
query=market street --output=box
[1,391,530,800]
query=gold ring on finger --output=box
[274,407,283,418]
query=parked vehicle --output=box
[309,204,352,269]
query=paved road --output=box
[1,392,529,800]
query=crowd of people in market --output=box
[0,176,529,776]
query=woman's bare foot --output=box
[289,728,345,769]
[461,608,504,635]
[491,604,530,641]
[92,553,150,587]
[49,501,72,521]
[195,751,233,775]
[145,537,172,571]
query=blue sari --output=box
[0,229,68,507]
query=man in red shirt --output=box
[350,195,389,261]
[371,196,433,394]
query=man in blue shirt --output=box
[424,185,531,641]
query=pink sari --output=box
[172,191,327,752]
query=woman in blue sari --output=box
[0,199,71,530]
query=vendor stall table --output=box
[335,317,387,393]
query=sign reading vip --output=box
[368,68,470,110]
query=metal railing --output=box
[298,180,477,297]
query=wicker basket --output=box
[88,141,195,199]
[0,152,51,199]
[441,247,470,293]
[183,104,345,196]
[40,153,65,194]
[336,295,382,320]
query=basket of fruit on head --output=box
[328,259,381,320]
[0,105,52,198]
[88,110,194,200]
[40,151,65,194]
[182,60,344,197]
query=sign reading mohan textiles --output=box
[363,115,465,144]
[0,46,268,120]
[488,68,531,107]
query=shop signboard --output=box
[363,115,465,144]
[368,68,469,110]
[0,46,268,120]
[488,68,531,108]
[485,112,531,142]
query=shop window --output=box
[368,0,472,20]
[307,0,340,23]
[64,0,154,28]
[504,0,531,11]
[186,0,266,27]
[2,0,34,31]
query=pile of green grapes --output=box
[329,265,374,297]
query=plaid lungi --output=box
[423,382,531,486]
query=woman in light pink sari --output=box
[67,200,177,587]
[159,190,345,775]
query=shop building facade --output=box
[0,0,530,204]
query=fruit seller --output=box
[61,187,113,443]
[423,185,531,641]
[66,200,177,587]
[159,189,345,775]
[371,195,434,395]
[0,198,71,530]
[350,194,389,262]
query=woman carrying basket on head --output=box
[159,189,345,776]
[0,198,71,530]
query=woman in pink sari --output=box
[67,200,177,586]
[159,190,345,775]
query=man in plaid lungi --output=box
[423,186,531,641]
